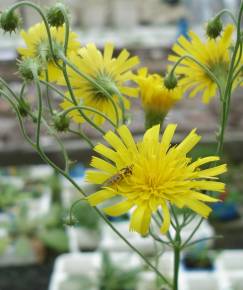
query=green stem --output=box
[61,63,106,135]
[61,105,116,128]
[68,128,94,148]
[173,239,181,290]
[8,1,60,67]
[170,54,223,99]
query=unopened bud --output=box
[206,17,223,39]
[164,72,178,90]
[18,58,42,81]
[0,9,21,33]
[53,114,70,132]
[46,3,67,27]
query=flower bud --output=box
[53,114,70,132]
[18,98,30,117]
[0,9,21,33]
[18,58,42,81]
[46,3,67,27]
[63,216,76,226]
[164,72,178,90]
[206,17,223,39]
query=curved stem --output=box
[0,90,35,146]
[170,54,223,99]
[61,105,116,128]
[68,128,94,148]
[8,1,60,67]
[61,59,106,135]
[214,8,237,25]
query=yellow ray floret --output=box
[169,24,235,103]
[18,22,80,82]
[60,43,139,126]
[86,124,227,235]
[134,67,183,113]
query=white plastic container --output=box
[49,252,101,290]
[100,221,156,255]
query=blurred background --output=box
[1,1,243,290]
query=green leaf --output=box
[39,229,68,252]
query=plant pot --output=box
[49,252,101,290]
[67,227,100,252]
[216,250,243,272]
[100,221,156,255]
[211,202,240,222]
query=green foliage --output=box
[72,201,100,231]
[100,252,140,290]
[0,237,10,255]
[39,228,68,253]
[15,236,33,257]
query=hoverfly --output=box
[102,164,134,187]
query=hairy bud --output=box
[0,9,21,33]
[206,17,223,39]
[46,3,67,27]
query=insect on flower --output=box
[102,165,134,187]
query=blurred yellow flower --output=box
[86,124,226,235]
[169,24,234,103]
[135,67,183,113]
[60,43,139,126]
[18,22,80,82]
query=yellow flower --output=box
[135,68,183,113]
[60,43,139,126]
[169,24,234,103]
[86,124,227,235]
[17,22,80,82]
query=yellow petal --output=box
[160,201,171,234]
[87,189,116,206]
[104,200,133,216]
[130,205,152,235]
[186,199,212,218]
[160,124,177,154]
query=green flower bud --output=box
[18,58,42,81]
[53,114,70,132]
[46,3,67,27]
[164,72,178,90]
[0,9,21,33]
[63,216,76,226]
[206,17,223,39]
[18,98,30,117]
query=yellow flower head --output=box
[169,24,234,103]
[86,124,227,235]
[135,67,183,113]
[18,22,80,82]
[60,43,139,126]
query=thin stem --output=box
[183,235,223,249]
[61,105,116,128]
[8,1,60,67]
[44,70,53,115]
[173,239,180,290]
[61,61,106,135]
[0,90,35,146]
[214,8,237,25]
[170,54,223,99]
[181,218,203,249]
[68,128,94,148]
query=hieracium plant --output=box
[0,1,242,289]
